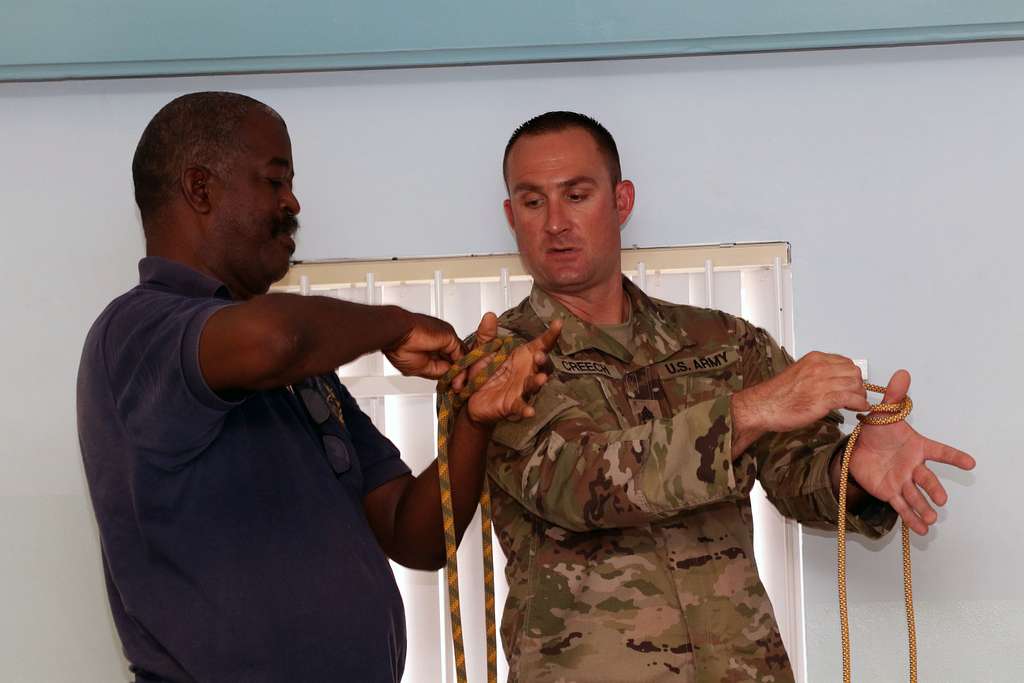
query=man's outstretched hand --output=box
[463,315,562,425]
[847,369,976,535]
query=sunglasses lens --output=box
[322,435,352,474]
[299,387,331,424]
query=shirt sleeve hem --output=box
[361,458,412,495]
[182,302,249,413]
[802,443,898,539]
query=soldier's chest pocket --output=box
[554,374,624,432]
[679,369,743,406]
[659,350,744,411]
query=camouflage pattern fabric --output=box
[485,278,897,682]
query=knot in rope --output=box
[837,383,916,683]
[436,334,520,683]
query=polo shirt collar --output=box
[138,256,232,300]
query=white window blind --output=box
[274,242,805,683]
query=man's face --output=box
[503,127,634,297]
[208,111,301,299]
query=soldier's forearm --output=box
[730,390,767,457]
[493,396,740,532]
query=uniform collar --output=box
[138,256,233,301]
[528,277,695,364]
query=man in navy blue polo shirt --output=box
[76,91,559,682]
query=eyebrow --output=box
[266,157,295,180]
[512,175,598,194]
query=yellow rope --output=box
[837,383,916,683]
[436,336,518,683]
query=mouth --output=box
[272,213,299,235]
[272,215,299,254]
[546,246,579,258]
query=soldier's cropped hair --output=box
[503,111,621,187]
[132,91,282,225]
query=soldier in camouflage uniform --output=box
[483,111,975,681]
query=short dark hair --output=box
[132,91,282,222]
[503,111,621,186]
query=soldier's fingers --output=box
[902,481,937,526]
[531,319,563,353]
[475,312,499,346]
[923,438,976,471]
[524,372,548,396]
[830,375,868,393]
[507,396,531,420]
[850,361,864,383]
[468,355,495,386]
[807,352,856,367]
[881,369,911,404]
[825,390,870,412]
[890,494,928,536]
[914,464,947,506]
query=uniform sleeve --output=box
[487,376,739,532]
[740,321,897,539]
[104,293,243,467]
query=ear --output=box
[614,180,635,228]
[181,166,215,215]
[503,198,516,232]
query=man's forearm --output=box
[202,293,413,391]
[734,387,875,514]
[385,408,493,570]
[273,295,414,381]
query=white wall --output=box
[1,40,1020,682]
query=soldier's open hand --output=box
[848,370,976,535]
[466,317,562,425]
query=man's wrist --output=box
[381,305,415,352]
[829,441,872,513]
[730,389,767,456]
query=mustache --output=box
[271,213,300,237]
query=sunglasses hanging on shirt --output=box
[293,377,352,476]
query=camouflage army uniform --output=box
[486,279,896,682]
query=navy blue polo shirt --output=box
[77,257,410,682]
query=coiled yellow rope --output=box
[836,383,916,683]
[436,336,519,683]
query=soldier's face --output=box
[503,127,634,296]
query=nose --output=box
[544,198,567,235]
[282,186,301,216]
